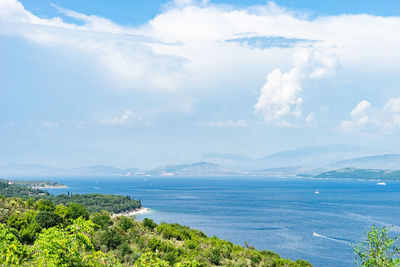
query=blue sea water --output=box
[44,176,400,267]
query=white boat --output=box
[377,182,386,186]
[315,188,320,194]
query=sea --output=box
[42,176,400,267]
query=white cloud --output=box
[254,48,337,124]
[305,112,314,123]
[2,0,400,126]
[340,98,400,133]
[42,121,59,128]
[350,100,371,116]
[0,0,185,91]
[200,120,249,127]
[384,98,400,113]
[102,110,144,126]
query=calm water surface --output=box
[44,176,400,267]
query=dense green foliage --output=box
[354,226,400,267]
[9,180,65,188]
[0,195,312,266]
[0,180,49,198]
[0,179,141,213]
[51,193,142,213]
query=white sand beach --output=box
[113,207,150,217]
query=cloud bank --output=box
[340,98,400,133]
[1,0,400,130]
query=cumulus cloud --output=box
[254,48,337,124]
[340,98,400,133]
[2,0,400,126]
[199,120,249,127]
[102,110,145,126]
[350,100,371,116]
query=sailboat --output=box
[315,188,320,194]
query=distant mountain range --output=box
[1,145,399,177]
[330,154,400,170]
[146,161,240,176]
[198,144,388,170]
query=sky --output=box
[1,0,400,168]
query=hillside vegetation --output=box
[0,179,141,213]
[0,195,312,266]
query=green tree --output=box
[354,225,400,267]
[32,217,119,266]
[54,204,68,219]
[19,222,41,244]
[119,216,134,231]
[0,223,30,265]
[133,252,170,267]
[92,211,112,229]
[36,199,55,211]
[35,211,63,229]
[100,228,123,250]
[67,203,89,220]
[143,218,157,230]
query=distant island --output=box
[311,168,400,181]
[9,180,68,189]
[0,179,142,214]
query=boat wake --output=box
[313,232,352,245]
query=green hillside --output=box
[0,194,312,266]
[0,179,141,213]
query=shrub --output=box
[91,211,112,229]
[143,218,157,230]
[133,252,170,267]
[67,203,89,220]
[35,211,62,229]
[119,216,134,231]
[19,222,41,244]
[354,225,400,267]
[0,223,30,265]
[36,199,55,211]
[100,228,123,250]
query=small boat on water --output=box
[377,182,386,186]
[315,188,320,194]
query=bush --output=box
[100,228,123,250]
[354,225,400,267]
[35,211,62,229]
[119,216,134,231]
[91,211,112,229]
[19,222,41,244]
[119,241,132,260]
[143,218,157,230]
[67,203,89,220]
[36,199,55,212]
[133,252,170,267]
[209,248,221,265]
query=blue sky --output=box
[1,0,400,168]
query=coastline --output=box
[30,185,68,189]
[113,207,150,217]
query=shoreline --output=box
[30,185,68,189]
[113,207,150,217]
